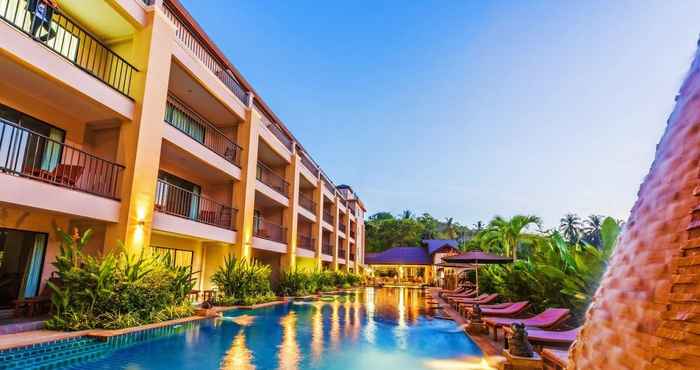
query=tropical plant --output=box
[444,217,457,239]
[559,213,583,243]
[480,215,542,260]
[479,217,621,321]
[582,214,604,247]
[277,269,317,296]
[45,228,195,331]
[210,255,275,305]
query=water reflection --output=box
[220,331,255,370]
[330,300,340,350]
[364,287,376,344]
[311,303,324,364]
[278,311,301,370]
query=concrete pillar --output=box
[233,106,261,261]
[331,194,339,270]
[282,151,300,270]
[313,178,324,270]
[105,8,174,255]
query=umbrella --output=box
[442,250,512,295]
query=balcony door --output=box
[0,104,65,174]
[157,171,201,221]
[0,228,47,309]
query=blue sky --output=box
[182,0,700,228]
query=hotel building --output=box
[0,0,366,314]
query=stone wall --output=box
[569,42,700,369]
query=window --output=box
[150,246,194,271]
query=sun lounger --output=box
[479,301,530,317]
[512,327,580,348]
[484,308,571,340]
[452,293,499,310]
[460,301,514,317]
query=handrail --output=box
[155,179,236,230]
[0,2,137,97]
[323,208,334,224]
[0,118,124,199]
[253,216,287,243]
[256,161,289,197]
[299,192,316,213]
[165,94,242,166]
[322,243,333,255]
[258,111,293,151]
[339,223,347,233]
[297,234,315,251]
[323,180,334,193]
[162,1,249,105]
[299,152,319,177]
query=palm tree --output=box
[559,213,582,244]
[583,214,604,247]
[473,221,485,232]
[481,215,542,260]
[400,210,414,220]
[444,217,456,239]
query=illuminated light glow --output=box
[423,357,498,370]
[364,288,376,344]
[311,304,324,364]
[278,311,300,370]
[394,286,408,350]
[330,300,340,350]
[220,331,256,370]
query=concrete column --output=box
[233,107,261,261]
[313,178,324,270]
[331,194,339,270]
[105,9,174,255]
[282,151,300,270]
[341,213,350,272]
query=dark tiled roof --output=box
[422,239,459,255]
[365,247,432,265]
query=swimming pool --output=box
[7,287,484,370]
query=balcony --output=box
[339,197,347,208]
[257,162,289,197]
[322,243,333,255]
[300,152,319,178]
[0,118,124,199]
[323,180,334,194]
[155,179,236,230]
[258,111,293,151]
[350,229,356,239]
[163,0,248,106]
[350,252,355,261]
[165,95,242,166]
[339,223,346,233]
[339,248,347,258]
[254,216,287,244]
[0,2,136,97]
[297,234,315,252]
[323,208,334,225]
[299,193,316,213]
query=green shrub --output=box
[211,255,275,305]
[277,269,318,296]
[45,228,195,331]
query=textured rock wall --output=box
[569,43,700,369]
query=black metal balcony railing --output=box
[155,179,236,230]
[323,180,334,193]
[0,1,136,97]
[165,95,242,166]
[300,152,319,177]
[163,1,249,106]
[256,162,289,197]
[339,197,347,208]
[322,243,333,256]
[323,208,334,225]
[339,223,346,233]
[299,193,316,213]
[258,112,293,151]
[297,234,315,251]
[339,248,347,258]
[0,118,124,199]
[253,216,287,244]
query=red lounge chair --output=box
[461,301,514,317]
[479,301,530,317]
[484,308,571,340]
[442,289,477,300]
[445,291,482,304]
[516,327,580,348]
[452,293,498,304]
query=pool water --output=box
[61,287,482,369]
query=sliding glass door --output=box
[0,228,47,309]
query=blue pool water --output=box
[12,288,484,369]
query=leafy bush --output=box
[45,229,195,331]
[479,217,621,321]
[211,255,275,305]
[277,269,317,296]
